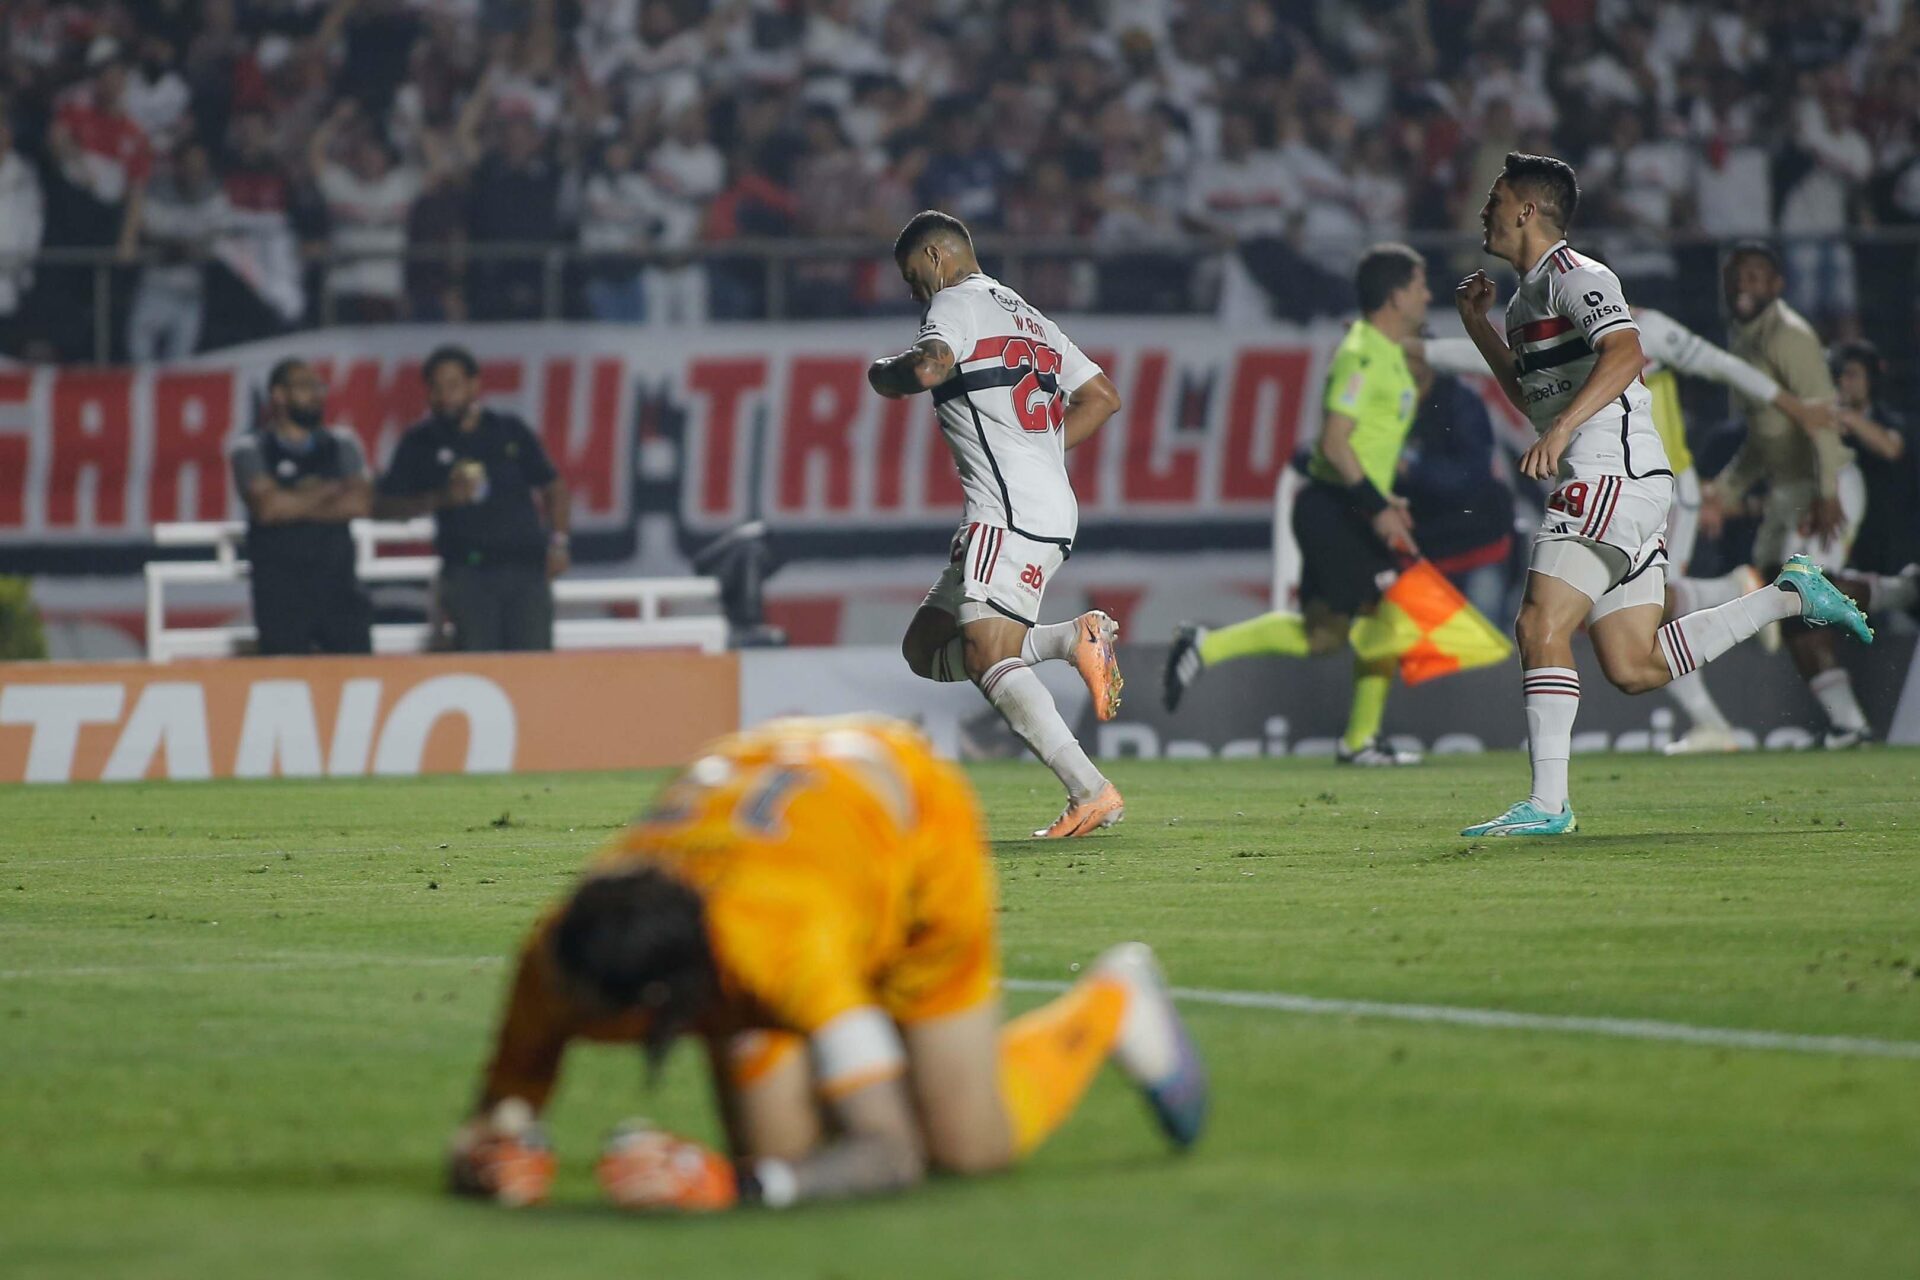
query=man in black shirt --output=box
[375,345,570,651]
[227,359,374,655]
[1833,342,1920,576]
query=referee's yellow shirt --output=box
[1309,318,1417,496]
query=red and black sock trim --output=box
[1523,671,1582,698]
[1657,621,1697,676]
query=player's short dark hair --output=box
[266,358,307,392]
[1502,152,1579,230]
[1831,339,1883,395]
[1355,243,1425,313]
[894,209,973,260]
[552,869,717,1066]
[421,344,478,384]
[1724,239,1782,275]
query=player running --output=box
[448,716,1206,1211]
[869,211,1127,838]
[1163,243,1432,766]
[1415,302,1834,753]
[1453,154,1870,837]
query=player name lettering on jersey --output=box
[1504,240,1669,480]
[915,274,1103,545]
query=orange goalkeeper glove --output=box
[595,1120,740,1212]
[448,1100,558,1207]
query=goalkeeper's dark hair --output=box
[894,209,973,260]
[552,869,717,1073]
[1502,152,1579,231]
[1356,243,1425,314]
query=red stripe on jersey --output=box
[965,335,1016,363]
[1509,317,1573,344]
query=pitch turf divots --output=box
[2,752,1918,1279]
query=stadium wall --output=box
[4,637,1913,784]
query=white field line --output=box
[0,954,1915,1063]
[1004,978,1920,1061]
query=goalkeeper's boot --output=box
[1034,783,1125,839]
[1460,799,1578,838]
[1093,942,1208,1150]
[1163,623,1206,712]
[1777,555,1873,644]
[1071,610,1124,722]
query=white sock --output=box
[1522,667,1579,812]
[1864,570,1919,615]
[1021,620,1079,665]
[979,657,1107,801]
[1664,670,1730,731]
[927,636,969,683]
[1658,585,1800,677]
[1669,568,1751,615]
[1809,668,1867,732]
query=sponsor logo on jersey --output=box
[989,287,1020,313]
[1525,378,1574,404]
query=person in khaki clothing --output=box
[1700,242,1872,746]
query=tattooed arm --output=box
[868,338,956,399]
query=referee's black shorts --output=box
[1291,478,1397,616]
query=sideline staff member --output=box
[375,345,571,651]
[229,358,373,655]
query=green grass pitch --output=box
[3,751,1918,1279]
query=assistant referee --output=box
[1164,244,1431,765]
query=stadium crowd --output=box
[0,0,1918,360]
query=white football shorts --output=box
[1532,472,1674,622]
[923,521,1066,627]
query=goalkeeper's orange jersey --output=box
[479,717,999,1111]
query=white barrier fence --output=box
[145,519,728,661]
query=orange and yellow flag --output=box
[1348,559,1511,686]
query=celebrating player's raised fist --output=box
[1455,270,1497,318]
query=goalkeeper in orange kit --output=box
[448,715,1208,1210]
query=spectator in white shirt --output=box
[642,102,725,325]
[0,104,44,356]
[125,32,192,151]
[1687,67,1773,237]
[129,139,227,363]
[1780,70,1873,333]
[309,101,423,323]
[578,134,666,321]
[1585,110,1693,310]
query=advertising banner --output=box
[740,639,1920,759]
[0,649,738,784]
[0,319,1537,567]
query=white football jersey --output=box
[1503,240,1669,480]
[915,273,1102,546]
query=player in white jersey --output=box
[1417,304,1831,752]
[1451,154,1870,837]
[867,211,1128,838]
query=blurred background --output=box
[1,0,1916,673]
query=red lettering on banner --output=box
[780,358,864,513]
[0,371,29,527]
[688,358,767,518]
[479,361,521,400]
[150,371,235,521]
[536,359,620,517]
[48,370,132,528]
[1067,349,1116,502]
[316,360,428,464]
[1221,350,1307,501]
[1121,351,1196,503]
[873,396,915,512]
